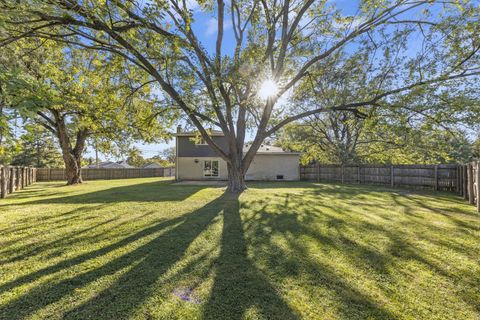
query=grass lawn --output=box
[0,178,479,320]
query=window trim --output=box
[204,160,219,177]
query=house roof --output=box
[175,130,225,137]
[243,143,302,155]
[142,162,163,168]
[175,128,301,155]
[85,161,135,169]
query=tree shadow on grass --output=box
[249,192,480,318]
[4,184,476,319]
[203,194,299,320]
[0,180,210,207]
[0,207,162,265]
[0,194,226,320]
[65,193,300,320]
[1,183,68,200]
[238,197,397,320]
[0,192,303,320]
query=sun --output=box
[258,79,279,100]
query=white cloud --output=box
[185,0,200,11]
[205,17,232,36]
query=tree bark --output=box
[63,151,83,185]
[226,162,247,193]
[51,109,88,185]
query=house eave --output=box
[174,132,225,137]
[255,152,302,155]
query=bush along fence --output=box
[301,163,480,212]
[36,167,175,182]
[0,166,37,199]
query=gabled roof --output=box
[142,162,163,168]
[175,130,224,137]
[85,161,134,169]
[175,128,301,155]
[243,143,302,155]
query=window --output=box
[204,160,219,177]
[276,174,284,180]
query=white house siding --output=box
[246,154,300,181]
[177,154,300,181]
[177,157,228,180]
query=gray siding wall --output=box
[177,135,229,157]
[177,154,300,181]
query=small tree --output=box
[159,146,176,164]
[126,147,147,167]
[11,123,64,167]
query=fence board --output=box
[36,167,176,181]
[472,161,479,212]
[468,164,475,205]
[301,163,458,191]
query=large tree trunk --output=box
[63,152,83,185]
[226,163,247,193]
[51,109,88,185]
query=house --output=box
[142,162,163,169]
[85,160,134,169]
[175,128,301,181]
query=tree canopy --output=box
[0,38,174,182]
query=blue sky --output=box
[88,0,364,160]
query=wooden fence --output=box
[0,166,37,199]
[461,161,479,212]
[36,167,175,181]
[301,163,480,212]
[301,164,459,190]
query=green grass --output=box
[0,178,479,320]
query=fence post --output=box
[357,165,361,184]
[391,165,394,187]
[9,167,15,193]
[467,163,475,205]
[15,167,20,191]
[476,162,480,212]
[455,166,460,193]
[463,165,468,200]
[0,166,6,199]
[20,167,24,189]
[341,165,345,184]
[317,163,320,182]
[434,165,438,191]
[457,166,461,194]
[476,160,480,212]
[5,166,10,196]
